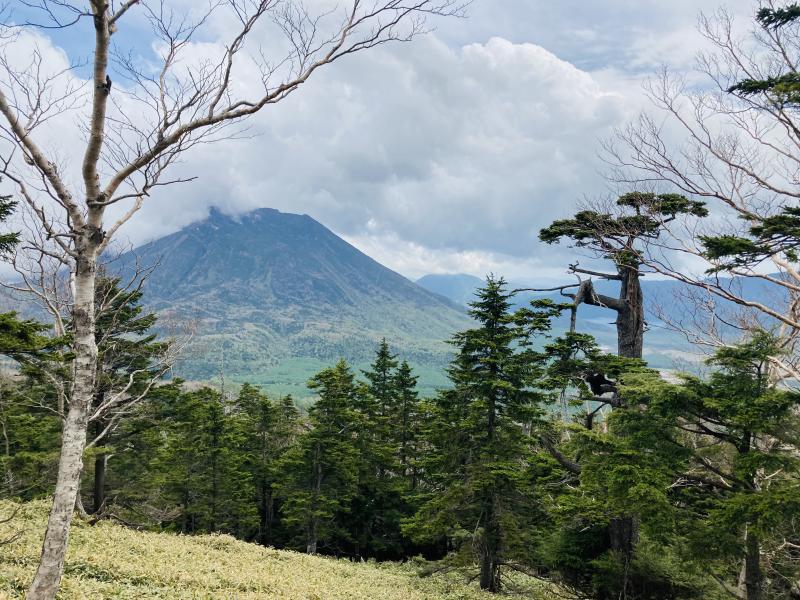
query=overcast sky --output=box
[14,0,758,282]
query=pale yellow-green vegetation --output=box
[0,500,560,599]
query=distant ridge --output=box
[415,273,485,307]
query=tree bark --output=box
[479,497,501,592]
[306,443,322,555]
[616,267,644,359]
[306,519,318,555]
[27,250,98,599]
[92,419,106,515]
[739,528,762,600]
[608,265,643,591]
[92,454,106,515]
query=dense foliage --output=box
[5,273,799,598]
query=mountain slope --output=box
[114,208,471,396]
[0,500,555,599]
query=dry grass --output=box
[0,500,559,599]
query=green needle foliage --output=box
[405,277,562,592]
[728,5,800,105]
[275,360,363,554]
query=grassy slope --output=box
[0,501,557,599]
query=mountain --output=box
[114,208,471,397]
[415,273,485,306]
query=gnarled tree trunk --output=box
[616,267,644,359]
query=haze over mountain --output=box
[114,208,471,397]
[416,273,724,371]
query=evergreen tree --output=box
[407,277,560,592]
[362,338,398,423]
[0,193,54,361]
[142,387,257,535]
[86,274,170,514]
[342,340,409,559]
[0,194,60,499]
[275,360,361,554]
[727,4,800,105]
[540,192,706,359]
[236,384,299,545]
[393,360,419,484]
[618,333,800,600]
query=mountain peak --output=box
[116,208,469,395]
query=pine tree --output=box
[407,277,559,592]
[275,360,361,554]
[540,192,706,359]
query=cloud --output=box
[2,1,764,282]
[117,34,640,279]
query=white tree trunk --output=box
[27,256,97,600]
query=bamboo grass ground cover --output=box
[0,500,561,599]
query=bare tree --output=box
[604,1,800,379]
[0,1,466,597]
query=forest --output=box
[1,1,800,599]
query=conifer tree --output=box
[153,387,257,535]
[539,192,706,359]
[362,338,398,423]
[393,360,420,484]
[236,384,299,545]
[0,194,59,499]
[87,274,170,514]
[343,341,409,558]
[407,277,560,592]
[0,193,53,360]
[615,333,800,600]
[275,360,361,554]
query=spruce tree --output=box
[275,360,361,554]
[407,277,559,592]
[0,193,53,360]
[343,340,409,559]
[0,194,59,499]
[620,333,800,600]
[393,360,420,484]
[236,384,299,545]
[362,338,398,423]
[87,274,170,514]
[152,387,257,535]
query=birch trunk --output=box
[27,252,98,599]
